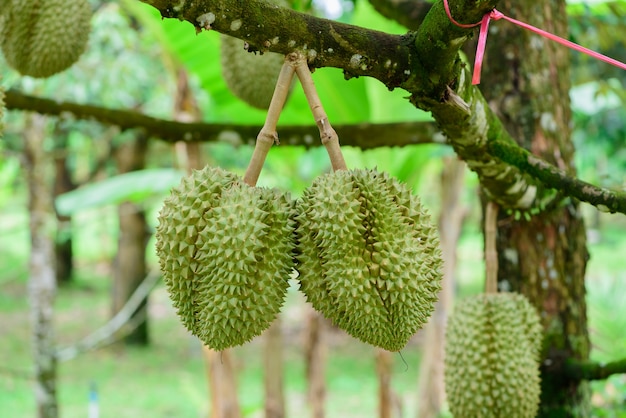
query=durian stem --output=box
[294,55,347,172]
[485,201,499,294]
[243,57,296,187]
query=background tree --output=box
[480,1,591,413]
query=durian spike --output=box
[484,201,499,294]
[294,55,347,172]
[243,56,296,186]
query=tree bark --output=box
[204,347,242,418]
[173,68,205,171]
[23,113,58,418]
[304,308,326,418]
[376,349,394,418]
[112,134,150,345]
[416,157,465,418]
[264,319,285,418]
[480,0,591,415]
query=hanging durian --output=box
[219,0,289,109]
[156,166,296,351]
[444,292,542,418]
[295,168,443,352]
[0,0,92,78]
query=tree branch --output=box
[488,140,626,214]
[55,271,161,362]
[4,89,440,149]
[565,357,626,381]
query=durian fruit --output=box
[0,0,92,78]
[444,293,543,418]
[295,168,443,351]
[219,0,289,109]
[155,166,296,351]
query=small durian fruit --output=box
[0,0,92,78]
[156,166,295,351]
[295,168,443,351]
[444,293,543,418]
[219,0,289,109]
[220,35,286,109]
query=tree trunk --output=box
[204,347,242,418]
[416,157,465,418]
[376,349,393,418]
[304,308,326,418]
[264,319,285,418]
[23,113,58,418]
[112,134,150,345]
[480,0,591,415]
[173,68,204,172]
[52,127,75,285]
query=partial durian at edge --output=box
[295,168,443,352]
[0,0,92,78]
[444,292,543,418]
[219,0,290,109]
[155,166,296,351]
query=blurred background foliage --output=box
[0,0,625,416]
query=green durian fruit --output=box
[155,166,296,351]
[219,0,289,109]
[444,293,543,418]
[220,35,286,109]
[295,168,443,351]
[0,0,92,78]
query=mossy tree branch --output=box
[488,140,626,214]
[3,89,440,149]
[565,357,626,381]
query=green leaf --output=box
[55,168,185,216]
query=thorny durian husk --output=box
[295,168,443,351]
[444,292,543,418]
[156,166,296,350]
[0,0,91,78]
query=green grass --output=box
[0,273,425,417]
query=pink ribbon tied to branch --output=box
[442,0,626,85]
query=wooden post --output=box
[376,349,393,418]
[204,348,242,418]
[264,318,285,418]
[52,124,75,285]
[112,134,150,345]
[304,308,326,418]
